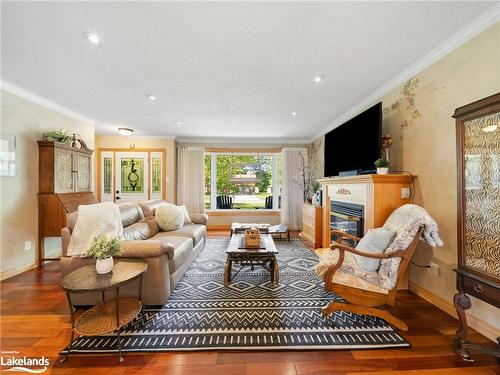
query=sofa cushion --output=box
[119,202,144,227]
[155,203,185,231]
[120,218,159,241]
[179,205,192,225]
[160,237,193,273]
[139,199,168,218]
[153,224,206,246]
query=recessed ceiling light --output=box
[291,111,298,116]
[118,127,133,136]
[313,75,324,83]
[85,32,102,45]
[147,94,158,101]
[174,121,182,125]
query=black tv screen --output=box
[324,102,382,177]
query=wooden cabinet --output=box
[39,141,93,194]
[452,93,500,360]
[300,203,322,249]
[37,140,97,266]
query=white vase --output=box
[377,167,389,175]
[96,256,114,274]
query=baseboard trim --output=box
[1,262,37,281]
[409,281,498,341]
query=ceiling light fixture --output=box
[118,127,134,136]
[313,75,324,83]
[85,32,102,45]
[291,111,298,116]
[174,121,182,125]
[147,94,158,101]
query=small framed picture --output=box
[0,133,16,177]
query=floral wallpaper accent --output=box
[308,136,324,180]
[383,77,421,140]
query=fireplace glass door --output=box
[330,201,364,245]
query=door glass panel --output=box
[152,158,161,193]
[103,157,112,194]
[121,158,144,193]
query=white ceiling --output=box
[1,1,497,142]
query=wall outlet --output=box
[401,187,411,199]
[429,262,440,276]
[24,241,32,252]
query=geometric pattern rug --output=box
[62,238,409,352]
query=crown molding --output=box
[1,80,97,124]
[309,4,500,143]
[176,136,310,145]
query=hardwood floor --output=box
[1,232,498,374]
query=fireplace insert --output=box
[330,201,364,244]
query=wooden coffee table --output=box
[224,234,279,286]
[60,260,148,363]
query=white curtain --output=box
[177,146,205,214]
[281,147,307,230]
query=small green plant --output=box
[311,180,320,193]
[42,129,72,143]
[374,158,389,168]
[86,235,122,260]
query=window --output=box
[204,152,281,210]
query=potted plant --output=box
[86,234,122,274]
[374,158,389,175]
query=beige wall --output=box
[95,135,176,203]
[0,90,95,279]
[382,23,500,339]
[309,23,500,339]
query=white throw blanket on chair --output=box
[67,202,123,257]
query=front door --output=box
[115,152,149,202]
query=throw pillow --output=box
[354,228,396,272]
[178,205,192,225]
[155,203,184,231]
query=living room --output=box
[1,1,499,374]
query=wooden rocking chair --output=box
[322,226,424,331]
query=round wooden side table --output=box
[60,260,148,363]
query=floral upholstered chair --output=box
[315,204,443,330]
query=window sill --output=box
[207,209,281,217]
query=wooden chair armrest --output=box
[324,247,345,288]
[330,230,361,244]
[331,242,407,259]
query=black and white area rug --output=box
[62,238,409,353]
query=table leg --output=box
[60,292,75,363]
[273,258,279,284]
[138,274,144,302]
[116,287,123,363]
[224,258,232,286]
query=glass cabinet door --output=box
[54,148,74,193]
[75,153,92,192]
[462,111,500,279]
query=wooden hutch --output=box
[37,139,97,266]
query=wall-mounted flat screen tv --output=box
[324,102,382,177]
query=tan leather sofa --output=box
[60,200,207,306]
